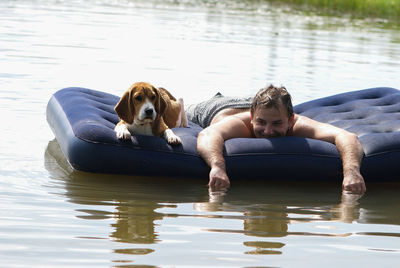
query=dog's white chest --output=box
[129,123,153,136]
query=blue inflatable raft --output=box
[46,87,400,181]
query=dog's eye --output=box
[135,95,142,101]
[151,95,156,100]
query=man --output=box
[186,85,366,194]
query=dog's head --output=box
[114,82,167,124]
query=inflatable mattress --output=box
[46,87,400,181]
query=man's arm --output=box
[292,115,366,194]
[197,114,252,189]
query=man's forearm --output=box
[335,131,366,193]
[197,129,226,169]
[197,129,231,189]
[336,132,364,174]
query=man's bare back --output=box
[210,108,250,125]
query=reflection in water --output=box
[244,241,285,255]
[195,188,365,254]
[242,205,288,255]
[110,200,163,244]
[332,192,363,223]
[45,139,207,256]
[45,139,400,262]
[242,204,288,238]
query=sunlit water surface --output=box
[1,0,400,266]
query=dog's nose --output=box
[145,107,154,116]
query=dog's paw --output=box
[115,124,132,140]
[167,135,182,145]
[164,129,182,145]
[116,129,131,140]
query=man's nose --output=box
[263,125,274,135]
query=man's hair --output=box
[250,85,294,118]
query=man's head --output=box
[250,85,295,138]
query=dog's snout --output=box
[145,107,154,116]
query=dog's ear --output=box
[114,90,134,124]
[154,86,167,116]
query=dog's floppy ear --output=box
[154,86,167,116]
[114,90,134,124]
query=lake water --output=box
[1,0,400,267]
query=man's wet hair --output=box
[250,85,294,118]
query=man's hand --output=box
[208,166,230,190]
[196,114,251,191]
[342,169,366,194]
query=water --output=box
[1,0,400,266]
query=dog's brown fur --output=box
[114,82,187,144]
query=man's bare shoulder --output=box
[211,108,250,125]
[232,110,251,121]
[290,114,343,142]
[216,111,252,128]
[289,114,315,136]
[208,111,253,139]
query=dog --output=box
[114,82,188,145]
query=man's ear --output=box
[288,113,295,129]
[250,110,255,124]
[114,91,134,124]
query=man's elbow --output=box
[336,131,358,143]
[336,131,363,153]
[197,129,208,144]
[197,129,212,152]
[347,132,361,145]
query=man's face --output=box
[250,104,293,138]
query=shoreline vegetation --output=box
[265,0,400,23]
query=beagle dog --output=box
[114,82,188,145]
